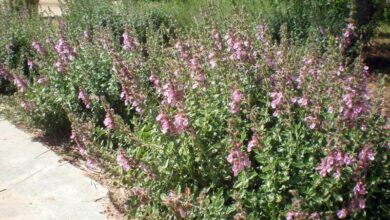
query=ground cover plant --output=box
[0,0,389,219]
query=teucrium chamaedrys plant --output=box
[0,2,389,219]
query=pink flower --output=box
[117,151,131,171]
[359,145,375,161]
[355,197,366,209]
[79,147,87,156]
[86,159,96,169]
[0,63,12,81]
[83,29,91,40]
[70,131,76,140]
[55,61,64,72]
[227,147,251,176]
[55,37,77,62]
[156,112,172,134]
[256,23,268,43]
[247,135,260,152]
[78,90,91,109]
[174,112,190,134]
[149,74,160,91]
[230,88,244,113]
[291,97,297,103]
[122,31,139,52]
[175,39,190,61]
[337,65,345,76]
[32,40,46,56]
[162,81,184,107]
[310,212,320,220]
[212,26,223,51]
[14,76,27,93]
[343,153,354,165]
[353,181,367,197]
[297,96,308,107]
[27,59,35,70]
[103,111,115,129]
[316,150,355,178]
[208,51,217,68]
[340,21,357,49]
[20,99,30,111]
[37,76,48,85]
[328,106,334,113]
[337,208,347,219]
[286,211,294,220]
[270,92,283,109]
[189,58,206,88]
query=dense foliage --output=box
[0,0,389,219]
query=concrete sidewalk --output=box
[39,0,61,16]
[0,119,109,220]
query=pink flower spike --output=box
[86,159,96,169]
[78,90,91,109]
[174,112,190,134]
[227,147,251,176]
[310,212,320,220]
[247,135,260,152]
[117,151,131,171]
[337,208,347,219]
[78,147,87,156]
[103,111,115,129]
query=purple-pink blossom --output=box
[247,135,260,152]
[270,92,283,109]
[341,21,357,49]
[174,112,190,134]
[337,208,348,219]
[189,58,206,88]
[212,25,223,51]
[55,61,64,72]
[86,159,96,169]
[175,39,189,61]
[208,51,217,68]
[286,211,294,220]
[20,99,31,111]
[27,59,36,70]
[78,90,91,109]
[117,150,131,171]
[0,63,12,81]
[162,80,184,107]
[230,87,244,113]
[270,92,283,117]
[316,150,355,178]
[227,147,251,176]
[83,29,91,40]
[79,147,87,156]
[305,115,317,130]
[310,212,320,220]
[156,112,172,134]
[358,145,375,162]
[14,75,27,93]
[120,86,143,112]
[37,76,48,85]
[122,31,139,52]
[53,37,77,73]
[149,73,161,93]
[32,40,46,56]
[297,96,308,107]
[103,110,115,129]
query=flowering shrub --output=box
[0,2,389,219]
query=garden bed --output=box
[0,0,389,219]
